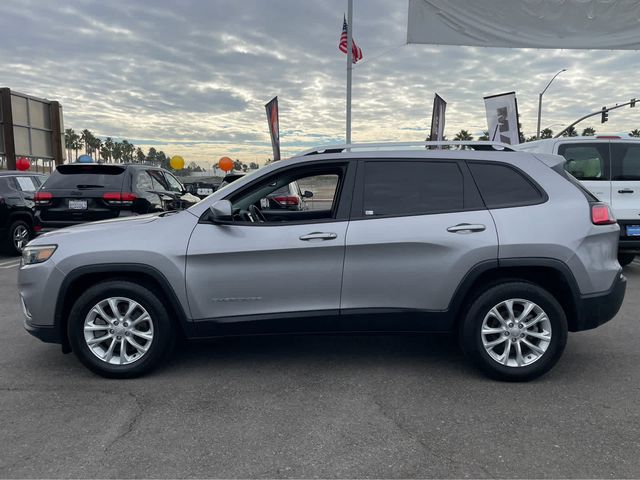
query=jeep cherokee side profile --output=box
[18,142,626,381]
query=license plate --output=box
[68,199,87,210]
[197,188,213,196]
[626,225,640,236]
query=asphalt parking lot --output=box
[1,256,639,478]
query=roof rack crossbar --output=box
[300,141,515,156]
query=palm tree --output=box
[91,137,102,160]
[540,128,553,139]
[582,126,596,136]
[629,129,640,138]
[112,142,123,163]
[453,129,473,141]
[477,131,489,141]
[71,136,83,161]
[80,129,93,156]
[104,137,114,162]
[64,128,77,162]
[136,147,146,163]
[121,140,134,163]
[562,126,578,137]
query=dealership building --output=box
[0,87,64,172]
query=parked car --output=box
[0,171,47,255]
[19,141,625,381]
[221,172,311,212]
[34,163,195,232]
[183,181,216,199]
[516,135,640,266]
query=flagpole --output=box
[346,0,353,145]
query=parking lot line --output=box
[0,261,20,269]
[0,259,20,267]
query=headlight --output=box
[22,245,57,265]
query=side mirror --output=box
[302,190,314,199]
[209,200,233,223]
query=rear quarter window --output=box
[0,177,17,194]
[468,162,545,208]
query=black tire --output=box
[618,253,635,267]
[67,280,175,378]
[460,281,568,382]
[4,219,31,255]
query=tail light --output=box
[591,203,616,225]
[34,191,53,205]
[272,195,300,206]
[103,192,137,206]
[34,225,42,233]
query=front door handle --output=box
[447,223,486,234]
[299,232,338,241]
[618,189,634,194]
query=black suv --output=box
[35,163,193,232]
[0,171,48,254]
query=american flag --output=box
[339,15,363,63]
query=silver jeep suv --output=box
[18,142,626,381]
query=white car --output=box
[516,135,640,266]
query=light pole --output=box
[537,69,567,139]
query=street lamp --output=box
[537,69,567,139]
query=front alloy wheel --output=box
[84,297,154,365]
[68,280,175,378]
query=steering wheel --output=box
[249,204,266,223]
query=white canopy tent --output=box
[407,0,640,49]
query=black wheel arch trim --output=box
[54,263,190,349]
[446,257,584,330]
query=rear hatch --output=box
[36,164,128,224]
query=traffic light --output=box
[631,98,637,108]
[601,107,608,124]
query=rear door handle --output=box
[618,189,634,194]
[299,232,338,241]
[447,223,486,233]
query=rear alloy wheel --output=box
[618,253,635,267]
[68,281,175,378]
[460,282,567,381]
[6,220,31,255]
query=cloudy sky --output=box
[2,0,640,167]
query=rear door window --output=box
[362,161,464,216]
[558,143,610,180]
[611,143,640,180]
[468,162,545,208]
[148,170,169,191]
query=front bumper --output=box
[24,319,62,344]
[573,272,626,332]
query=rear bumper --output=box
[618,239,640,253]
[573,272,626,332]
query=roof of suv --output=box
[0,170,42,177]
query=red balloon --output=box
[16,157,30,171]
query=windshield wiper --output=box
[76,184,104,189]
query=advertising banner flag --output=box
[429,93,446,143]
[265,96,281,161]
[484,92,521,145]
